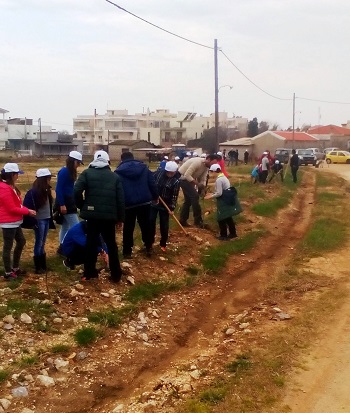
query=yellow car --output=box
[326,150,350,164]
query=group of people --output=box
[0,149,242,283]
[251,149,300,184]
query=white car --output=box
[307,148,325,160]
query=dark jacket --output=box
[290,154,299,168]
[74,165,125,222]
[22,187,53,228]
[55,167,77,213]
[153,169,180,211]
[115,159,158,209]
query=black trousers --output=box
[149,206,170,247]
[85,219,122,281]
[67,245,86,266]
[218,217,236,238]
[179,180,203,225]
[291,166,298,183]
[2,227,26,272]
[123,205,152,256]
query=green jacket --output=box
[74,166,125,222]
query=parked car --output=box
[307,148,325,160]
[325,150,350,164]
[274,148,292,164]
[324,147,340,154]
[295,149,317,166]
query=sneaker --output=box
[160,246,167,252]
[63,259,75,270]
[12,268,27,277]
[216,236,229,241]
[4,271,17,280]
[228,233,238,239]
[108,276,121,284]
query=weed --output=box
[88,305,136,328]
[124,281,181,304]
[0,369,10,383]
[185,265,201,275]
[16,355,39,367]
[51,344,71,355]
[199,387,227,404]
[251,191,291,217]
[226,354,252,373]
[73,326,102,346]
[181,400,211,413]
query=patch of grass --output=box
[317,191,342,203]
[5,298,54,318]
[251,191,292,217]
[0,369,10,383]
[123,281,181,304]
[181,400,211,413]
[199,387,227,404]
[185,265,201,276]
[51,344,71,355]
[16,355,39,367]
[88,305,136,328]
[301,218,347,254]
[73,326,102,346]
[226,354,252,374]
[201,230,264,272]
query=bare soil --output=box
[1,164,350,413]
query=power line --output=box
[104,0,213,50]
[296,96,350,105]
[220,49,292,101]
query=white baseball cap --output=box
[164,155,169,160]
[186,151,191,156]
[217,151,222,156]
[165,161,178,172]
[192,151,198,157]
[275,160,280,164]
[200,153,207,158]
[94,150,110,162]
[209,163,221,172]
[36,168,52,178]
[174,156,180,161]
[69,150,84,164]
[3,163,24,174]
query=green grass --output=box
[123,281,182,304]
[251,191,292,217]
[73,326,102,346]
[0,299,54,319]
[16,355,39,367]
[88,305,136,328]
[201,230,264,272]
[0,370,10,383]
[226,354,252,373]
[51,344,71,355]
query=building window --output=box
[98,135,102,141]
[176,132,182,142]
[113,135,118,140]
[164,132,171,142]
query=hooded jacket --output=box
[0,181,29,224]
[115,159,158,209]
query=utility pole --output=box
[107,129,110,154]
[214,39,219,152]
[292,93,295,149]
[38,118,43,157]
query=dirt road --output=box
[278,163,350,413]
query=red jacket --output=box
[0,181,30,224]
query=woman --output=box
[0,163,36,279]
[216,152,229,177]
[55,151,83,250]
[23,168,54,274]
[205,163,237,241]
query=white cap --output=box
[36,168,52,178]
[93,150,110,162]
[275,160,280,164]
[263,151,268,155]
[69,150,83,164]
[200,153,207,158]
[174,156,180,161]
[164,155,169,160]
[186,151,191,156]
[3,163,24,174]
[217,151,222,156]
[209,163,221,172]
[165,161,178,172]
[192,151,198,157]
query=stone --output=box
[112,404,124,412]
[225,328,235,336]
[36,375,55,387]
[11,386,28,397]
[3,315,14,324]
[54,358,69,372]
[0,399,11,410]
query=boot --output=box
[41,254,47,271]
[34,256,45,274]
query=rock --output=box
[112,404,124,412]
[20,409,35,413]
[0,399,11,409]
[225,328,235,336]
[100,292,110,298]
[189,370,200,380]
[3,315,14,324]
[3,324,13,330]
[140,333,149,342]
[53,318,63,324]
[54,358,69,372]
[126,276,135,285]
[36,375,55,387]
[276,312,291,320]
[272,307,282,313]
[159,256,167,261]
[11,386,28,397]
[75,283,84,290]
[121,262,132,269]
[76,351,88,361]
[108,289,116,295]
[70,289,80,298]
[239,322,250,329]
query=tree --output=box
[247,117,259,137]
[258,121,269,134]
[270,123,280,131]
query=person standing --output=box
[268,160,284,183]
[74,150,125,282]
[244,150,249,164]
[205,163,237,240]
[115,151,158,259]
[259,153,270,184]
[178,154,218,228]
[158,155,169,170]
[150,161,181,252]
[23,168,54,274]
[216,152,229,177]
[0,163,36,280]
[55,151,83,250]
[235,149,239,166]
[290,149,299,183]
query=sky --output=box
[1,0,350,133]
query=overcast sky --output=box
[1,0,350,132]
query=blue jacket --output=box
[61,221,105,256]
[115,159,158,209]
[55,167,77,213]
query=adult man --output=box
[244,150,249,164]
[74,150,125,282]
[259,152,270,183]
[178,154,218,228]
[115,151,158,258]
[150,161,181,252]
[290,149,299,183]
[268,160,283,183]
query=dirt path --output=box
[273,164,350,413]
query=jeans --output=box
[85,219,122,281]
[34,218,50,256]
[179,180,203,225]
[59,213,79,243]
[2,227,26,272]
[123,205,152,256]
[149,206,170,247]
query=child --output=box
[251,164,259,184]
[204,163,237,241]
[23,168,54,274]
[0,163,36,279]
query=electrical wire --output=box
[220,50,292,101]
[104,0,213,50]
[296,96,350,105]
